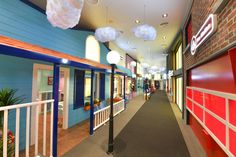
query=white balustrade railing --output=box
[186,86,236,157]
[93,99,125,131]
[0,99,54,157]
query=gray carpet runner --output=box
[113,91,190,157]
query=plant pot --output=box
[84,105,90,111]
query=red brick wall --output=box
[184,0,236,69]
[183,0,236,156]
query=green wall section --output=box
[37,70,53,92]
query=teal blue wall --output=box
[0,0,111,150]
[0,55,33,150]
[0,0,130,150]
[0,0,109,64]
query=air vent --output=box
[160,22,169,27]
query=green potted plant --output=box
[84,102,90,111]
[0,88,24,157]
[0,88,24,128]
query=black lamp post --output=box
[106,50,120,154]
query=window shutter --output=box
[99,73,105,101]
[74,69,85,109]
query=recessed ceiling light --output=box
[162,36,166,40]
[135,19,140,24]
[162,13,168,18]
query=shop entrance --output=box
[30,64,69,145]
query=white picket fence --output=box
[0,99,54,157]
[93,99,125,131]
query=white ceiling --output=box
[29,0,192,69]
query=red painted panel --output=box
[187,19,192,44]
[189,53,236,93]
[186,98,192,111]
[229,129,236,156]
[229,47,236,83]
[205,93,226,120]
[229,100,236,127]
[187,88,192,98]
[189,114,228,157]
[194,103,203,122]
[205,112,226,145]
[193,90,203,105]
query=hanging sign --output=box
[168,70,173,78]
[191,14,217,55]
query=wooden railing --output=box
[0,99,54,157]
[93,99,125,131]
[186,86,236,157]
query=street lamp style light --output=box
[106,50,120,154]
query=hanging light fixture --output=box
[132,4,157,41]
[150,66,158,70]
[133,24,156,41]
[130,61,137,67]
[95,27,121,43]
[141,63,149,68]
[46,0,84,29]
[95,7,120,43]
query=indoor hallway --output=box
[63,91,205,157]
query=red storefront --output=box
[183,0,236,156]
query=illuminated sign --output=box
[191,14,217,55]
[168,70,173,78]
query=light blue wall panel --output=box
[0,0,123,143]
[0,54,34,150]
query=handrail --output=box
[94,105,110,115]
[94,99,124,115]
[93,99,125,131]
[0,99,54,111]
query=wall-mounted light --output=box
[130,61,136,67]
[61,58,69,64]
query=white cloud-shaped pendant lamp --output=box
[95,27,121,43]
[46,0,84,29]
[133,24,157,41]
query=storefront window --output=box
[176,44,182,70]
[74,70,102,109]
[84,71,100,103]
[176,77,183,111]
